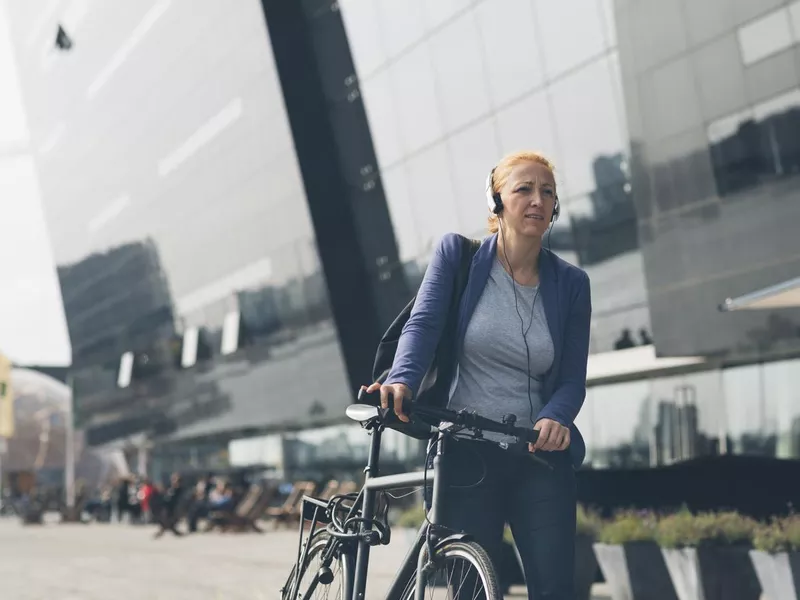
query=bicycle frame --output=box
[289,422,457,600]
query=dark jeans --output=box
[438,439,577,600]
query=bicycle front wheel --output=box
[398,539,502,599]
[281,532,350,600]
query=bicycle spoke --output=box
[404,553,490,599]
[290,536,345,600]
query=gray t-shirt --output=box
[448,257,554,442]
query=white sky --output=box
[0,0,71,367]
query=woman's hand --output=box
[530,418,570,452]
[362,382,411,422]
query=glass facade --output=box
[575,357,800,468]
[615,0,800,359]
[5,0,800,478]
[340,0,652,354]
[5,0,353,446]
[0,0,70,368]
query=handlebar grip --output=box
[357,387,413,413]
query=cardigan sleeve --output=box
[536,271,592,426]
[383,234,461,396]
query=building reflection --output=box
[54,233,351,466]
[570,153,638,267]
[709,99,800,198]
[614,2,800,361]
[579,356,800,470]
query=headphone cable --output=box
[499,218,540,427]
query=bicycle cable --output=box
[420,434,490,532]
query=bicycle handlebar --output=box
[357,389,539,445]
[404,402,539,445]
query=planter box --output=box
[594,541,678,600]
[750,550,800,600]
[499,540,524,593]
[661,546,761,600]
[575,534,599,600]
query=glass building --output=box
[4,0,800,486]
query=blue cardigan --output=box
[385,232,592,468]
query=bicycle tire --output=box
[280,532,350,600]
[397,539,502,600]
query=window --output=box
[585,381,652,468]
[762,359,800,459]
[117,351,134,387]
[388,44,443,154]
[737,6,794,66]
[548,56,627,198]
[708,88,800,197]
[475,0,545,107]
[723,365,776,457]
[220,311,240,355]
[429,11,491,134]
[533,0,607,79]
[650,372,725,464]
[181,328,198,368]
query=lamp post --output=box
[63,375,76,519]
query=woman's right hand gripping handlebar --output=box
[361,381,412,423]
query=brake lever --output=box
[440,420,473,435]
[500,440,554,471]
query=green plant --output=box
[655,510,700,548]
[395,504,426,529]
[576,504,603,538]
[656,510,757,549]
[753,515,800,553]
[701,511,757,546]
[598,510,658,545]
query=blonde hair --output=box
[487,150,557,233]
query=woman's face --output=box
[498,161,557,239]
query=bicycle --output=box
[279,389,543,600]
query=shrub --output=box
[656,510,701,548]
[657,509,757,549]
[395,504,426,529]
[700,511,757,546]
[753,514,800,553]
[576,504,603,538]
[598,509,658,545]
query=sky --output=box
[0,0,71,367]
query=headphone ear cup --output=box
[485,169,502,214]
[493,194,503,214]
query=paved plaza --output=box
[0,516,609,599]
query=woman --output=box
[365,150,591,599]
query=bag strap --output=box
[453,234,481,295]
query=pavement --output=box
[0,516,610,599]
